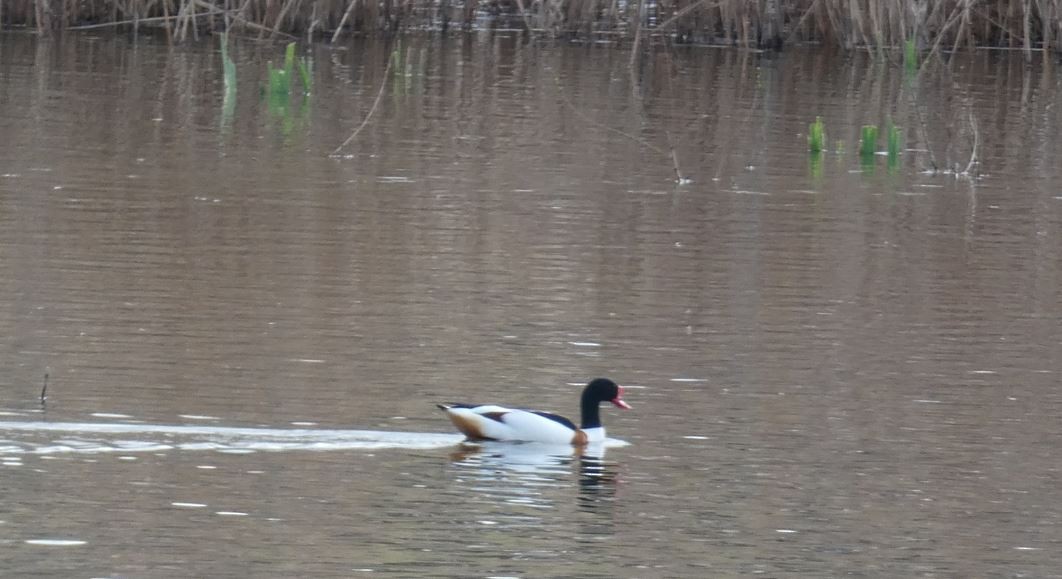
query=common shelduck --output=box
[436,378,631,445]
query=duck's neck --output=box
[580,392,602,429]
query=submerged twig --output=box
[666,134,686,183]
[554,74,687,183]
[40,373,49,407]
[660,44,690,184]
[331,48,395,157]
[961,106,980,177]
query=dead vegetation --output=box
[3,0,1061,59]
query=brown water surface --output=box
[1,33,1061,577]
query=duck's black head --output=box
[579,378,632,429]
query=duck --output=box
[436,378,631,445]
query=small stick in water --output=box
[40,373,49,407]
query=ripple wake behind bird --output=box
[0,421,466,455]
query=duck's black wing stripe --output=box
[531,411,577,430]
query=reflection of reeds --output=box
[11,0,1060,56]
[886,121,902,162]
[807,117,825,153]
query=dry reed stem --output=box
[1023,0,1034,61]
[331,0,359,42]
[783,0,820,45]
[190,0,296,38]
[655,0,722,32]
[629,0,644,69]
[162,0,173,40]
[270,0,301,38]
[512,0,533,33]
[917,4,967,76]
[68,14,180,29]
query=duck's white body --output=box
[437,378,630,446]
[439,405,605,445]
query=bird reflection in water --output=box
[576,447,621,513]
[446,442,621,514]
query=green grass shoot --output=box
[808,116,826,153]
[860,125,879,158]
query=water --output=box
[1,32,1061,576]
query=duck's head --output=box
[584,378,632,410]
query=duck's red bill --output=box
[611,398,632,410]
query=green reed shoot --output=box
[860,125,879,158]
[284,42,296,74]
[391,41,406,95]
[220,31,237,129]
[265,42,313,111]
[221,32,236,95]
[886,122,902,170]
[296,56,312,94]
[390,40,404,74]
[887,122,902,159]
[258,43,308,133]
[808,116,826,153]
[904,37,918,73]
